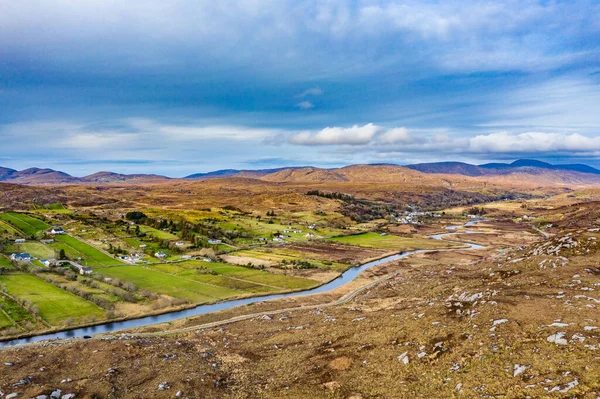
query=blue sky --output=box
[1,0,599,177]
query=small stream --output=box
[1,221,486,347]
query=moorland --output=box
[1,162,600,397]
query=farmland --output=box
[329,231,463,250]
[50,234,123,266]
[0,273,104,325]
[0,212,49,236]
[97,265,238,303]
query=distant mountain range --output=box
[1,159,600,185]
[405,159,600,176]
[184,167,310,180]
[0,167,170,184]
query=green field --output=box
[98,265,241,303]
[0,220,24,238]
[0,294,35,328]
[0,255,14,269]
[179,261,318,290]
[151,263,278,293]
[0,212,50,236]
[0,303,14,329]
[138,225,180,240]
[16,242,56,259]
[0,273,104,325]
[232,248,345,270]
[329,232,462,250]
[50,235,123,266]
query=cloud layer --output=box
[1,1,599,174]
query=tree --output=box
[59,249,66,260]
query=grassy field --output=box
[0,212,50,236]
[16,241,56,259]
[98,265,241,303]
[0,294,35,328]
[329,232,462,250]
[0,255,14,269]
[179,261,318,290]
[137,225,180,240]
[0,220,24,238]
[151,263,279,293]
[233,247,346,270]
[0,303,14,329]
[50,235,123,266]
[0,273,104,325]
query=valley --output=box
[1,164,600,397]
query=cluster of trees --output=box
[281,259,318,269]
[341,201,397,222]
[306,190,355,201]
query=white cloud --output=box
[378,127,416,144]
[289,123,381,146]
[297,87,323,97]
[469,131,600,153]
[296,101,315,109]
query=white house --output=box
[155,251,168,258]
[49,227,66,235]
[175,241,185,247]
[208,239,222,245]
[15,238,26,243]
[10,253,32,261]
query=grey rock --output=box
[158,382,170,391]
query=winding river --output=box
[1,222,485,347]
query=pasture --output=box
[0,273,105,325]
[50,235,123,266]
[16,241,56,259]
[179,260,318,290]
[98,265,241,303]
[329,232,462,250]
[0,212,50,236]
[137,225,180,240]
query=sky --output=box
[1,0,600,177]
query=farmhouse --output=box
[208,239,222,245]
[175,241,185,247]
[40,239,54,244]
[40,259,52,267]
[49,227,66,235]
[155,251,168,258]
[80,267,93,275]
[10,253,32,261]
[14,238,26,243]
